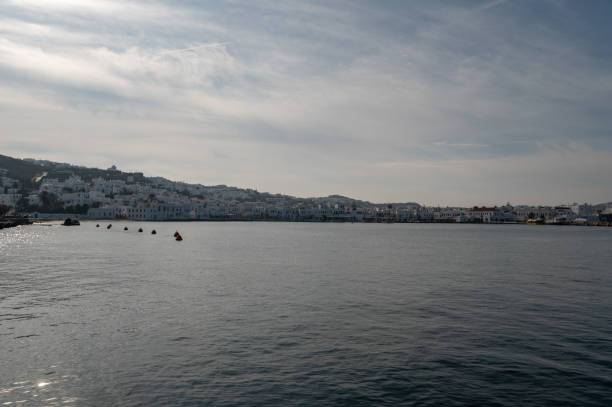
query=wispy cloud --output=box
[0,0,610,204]
[477,0,507,11]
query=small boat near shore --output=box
[62,218,80,226]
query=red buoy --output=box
[175,234,183,241]
[173,231,179,237]
[124,226,128,231]
[107,224,112,229]
[151,230,157,235]
[138,228,143,233]
[96,224,100,227]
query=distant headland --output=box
[1,154,611,225]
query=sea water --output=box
[1,222,611,406]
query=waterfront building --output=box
[87,207,124,219]
[513,206,555,221]
[599,208,612,222]
[433,208,464,222]
[466,207,506,223]
[553,206,576,223]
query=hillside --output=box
[0,154,148,190]
[0,154,393,207]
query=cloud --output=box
[477,0,508,11]
[433,142,489,148]
[2,0,192,22]
[0,0,610,204]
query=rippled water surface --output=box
[1,222,612,406]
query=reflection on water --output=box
[0,225,42,252]
[0,375,79,406]
[1,222,612,406]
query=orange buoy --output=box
[107,224,112,229]
[96,224,100,227]
[151,230,157,235]
[138,228,143,233]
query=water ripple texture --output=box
[1,222,611,406]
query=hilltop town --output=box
[1,154,611,225]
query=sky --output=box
[0,0,611,206]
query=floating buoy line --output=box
[97,224,182,240]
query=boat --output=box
[62,218,80,226]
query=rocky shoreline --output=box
[0,217,33,230]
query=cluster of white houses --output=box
[2,170,610,224]
[0,170,22,207]
[68,202,609,224]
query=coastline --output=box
[3,213,611,227]
[0,217,33,230]
[36,217,612,227]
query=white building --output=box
[466,207,505,223]
[513,206,555,221]
[87,207,124,219]
[39,178,63,195]
[0,193,22,206]
[433,208,465,222]
[62,192,91,207]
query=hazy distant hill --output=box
[0,154,147,190]
[0,154,395,206]
[5,154,610,208]
[0,154,48,189]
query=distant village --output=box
[1,158,611,225]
